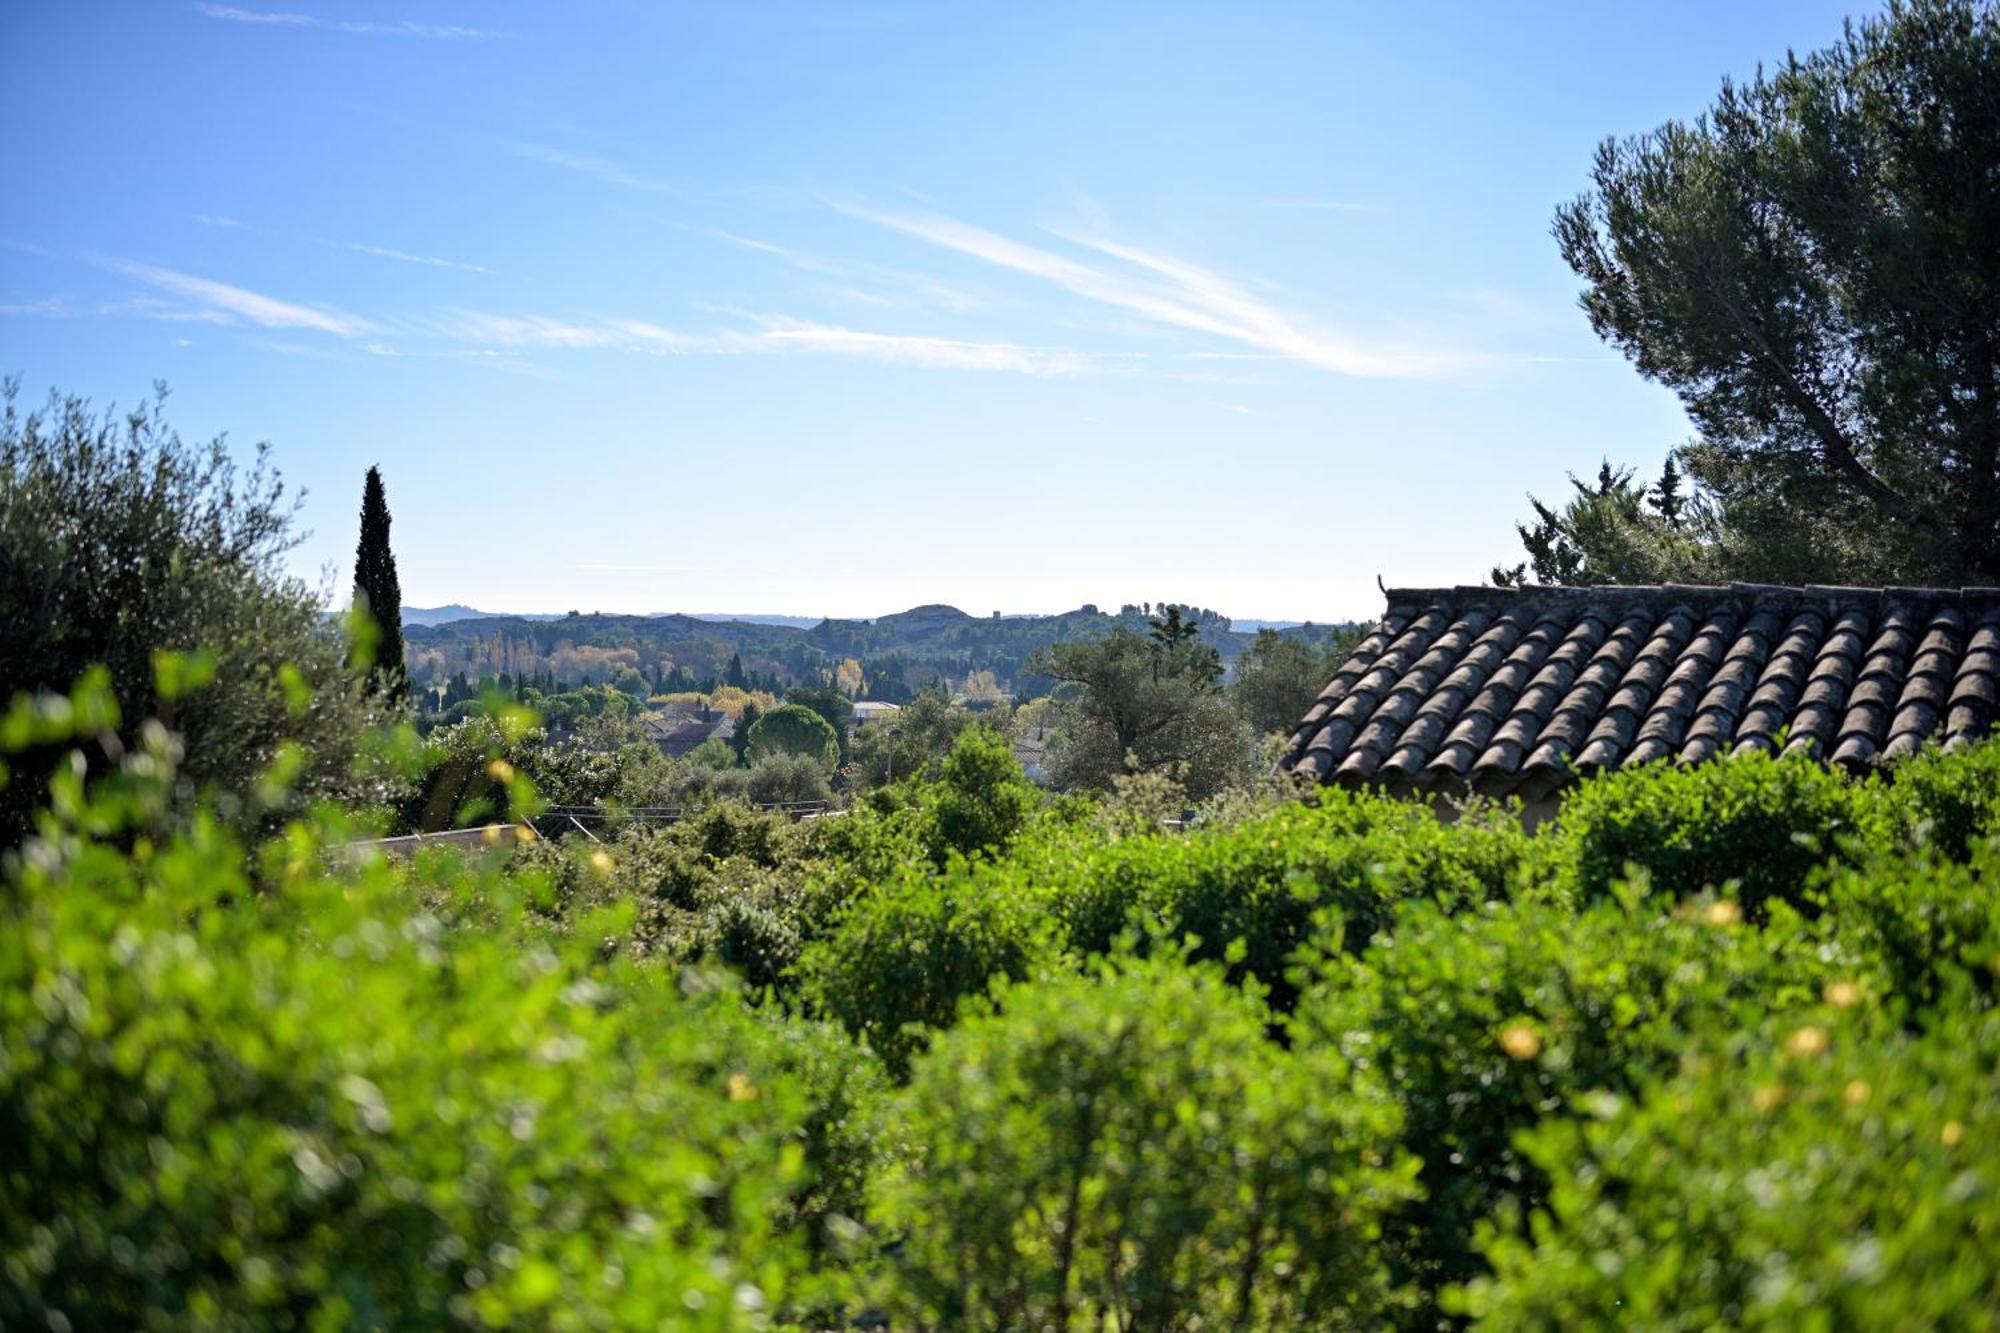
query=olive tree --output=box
[0,383,383,843]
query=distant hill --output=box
[403,603,1366,701]
[402,604,503,627]
[679,613,822,629]
[411,607,865,630]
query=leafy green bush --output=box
[675,799,798,866]
[798,862,1060,1078]
[1804,837,2000,1021]
[501,801,812,962]
[403,712,541,832]
[1547,748,1886,915]
[745,752,835,806]
[521,727,678,810]
[930,725,1038,862]
[703,894,806,993]
[1883,737,2000,860]
[879,954,1417,1330]
[10,649,2000,1330]
[1458,1002,2000,1328]
[0,752,845,1328]
[1294,890,1855,1300]
[1024,789,1532,1011]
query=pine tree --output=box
[352,465,408,701]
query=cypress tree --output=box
[352,465,408,701]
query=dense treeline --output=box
[404,602,1360,711]
[5,666,1997,1328]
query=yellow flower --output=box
[1704,900,1742,927]
[1753,1084,1787,1111]
[1942,1120,1965,1148]
[1785,1025,1830,1059]
[1499,1023,1542,1061]
[480,823,502,845]
[1823,980,1863,1009]
[727,1073,759,1102]
[1843,1079,1871,1106]
[588,850,615,876]
[513,825,537,845]
[487,758,516,783]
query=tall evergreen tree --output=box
[352,465,407,701]
[1552,0,2000,583]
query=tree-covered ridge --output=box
[404,601,1360,702]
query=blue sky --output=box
[1,1,1855,621]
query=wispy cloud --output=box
[41,238,1315,380]
[0,293,242,324]
[508,143,678,194]
[192,214,492,275]
[195,4,507,39]
[829,199,1462,377]
[196,5,312,25]
[749,318,1088,375]
[427,308,1090,374]
[430,311,700,352]
[0,296,75,318]
[100,294,238,325]
[334,240,493,275]
[702,229,991,312]
[704,230,847,276]
[25,254,1093,376]
[107,260,371,336]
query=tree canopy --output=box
[1032,615,1254,801]
[0,383,381,843]
[1232,626,1366,737]
[745,702,841,769]
[1536,0,2000,586]
[1492,459,1739,587]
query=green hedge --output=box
[7,668,1999,1330]
[1458,1001,2000,1328]
[0,736,872,1327]
[1293,890,1863,1301]
[880,953,1417,1330]
[1546,747,1891,915]
[796,861,1060,1079]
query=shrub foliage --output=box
[4,661,1997,1328]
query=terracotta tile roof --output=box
[1285,583,2000,797]
[643,714,736,758]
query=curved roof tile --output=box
[1285,584,2000,795]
